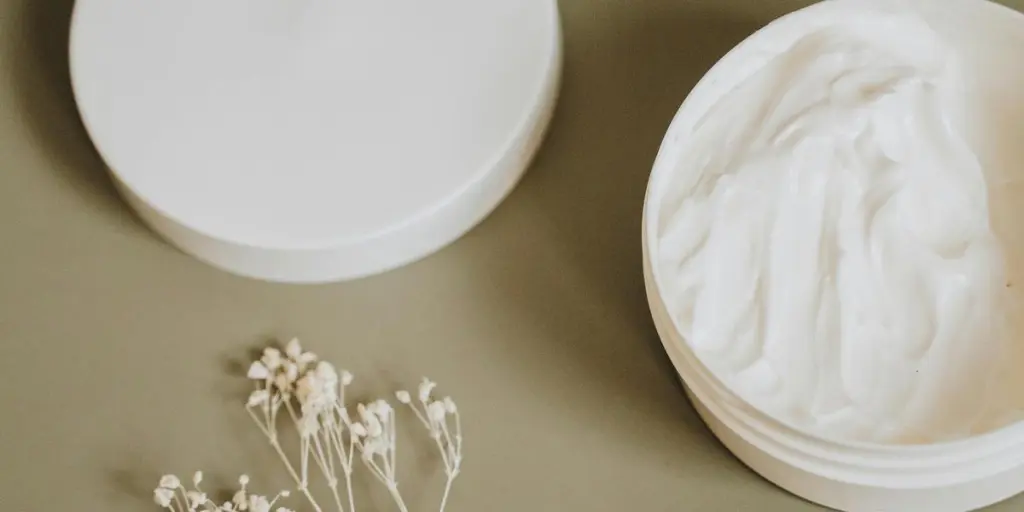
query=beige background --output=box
[2,0,1023,510]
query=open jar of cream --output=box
[643,0,1024,510]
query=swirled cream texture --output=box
[656,12,1020,444]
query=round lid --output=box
[70,0,561,281]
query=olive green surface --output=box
[2,1,1023,510]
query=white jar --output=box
[70,0,563,283]
[642,0,1024,510]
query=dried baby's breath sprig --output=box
[245,338,333,511]
[395,378,463,512]
[154,472,293,512]
[156,339,461,512]
[233,338,463,512]
[343,399,410,511]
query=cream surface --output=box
[656,9,1021,444]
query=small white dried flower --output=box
[298,410,320,437]
[247,389,270,407]
[350,421,367,438]
[233,489,248,510]
[153,487,174,507]
[418,378,436,402]
[395,390,411,403]
[315,361,337,383]
[284,361,299,383]
[298,351,317,368]
[158,474,181,489]
[238,474,250,486]
[273,373,290,393]
[261,348,282,371]
[443,396,457,413]
[369,399,392,418]
[192,470,203,486]
[187,490,207,509]
[357,403,386,437]
[340,370,353,386]
[285,338,303,360]
[362,437,385,459]
[295,373,318,404]
[367,415,384,437]
[427,400,447,423]
[249,494,272,512]
[247,361,270,380]
[296,371,338,415]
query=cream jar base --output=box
[643,0,1024,510]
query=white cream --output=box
[655,9,1021,444]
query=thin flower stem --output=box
[408,403,431,430]
[407,403,451,469]
[270,401,281,439]
[313,432,334,478]
[388,485,410,512]
[327,424,348,472]
[269,493,287,509]
[363,456,388,484]
[389,410,397,476]
[345,436,357,512]
[172,489,186,512]
[344,469,356,512]
[284,402,332,489]
[284,401,302,432]
[348,436,356,470]
[362,452,406,511]
[379,454,393,483]
[363,463,391,489]
[304,429,331,480]
[285,400,300,424]
[270,439,301,485]
[440,422,455,463]
[329,481,346,512]
[271,439,324,512]
[439,476,455,512]
[292,420,313,487]
[324,424,357,512]
[309,431,346,512]
[431,433,451,470]
[455,409,463,448]
[322,429,337,478]
[298,479,324,511]
[301,438,310,487]
[246,407,273,439]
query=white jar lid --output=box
[69,0,562,283]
